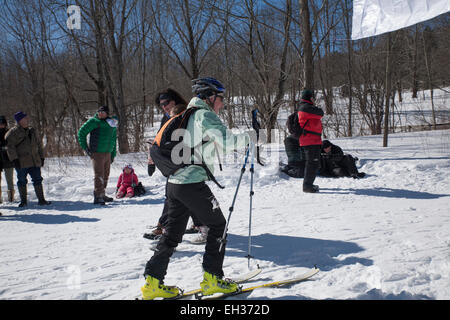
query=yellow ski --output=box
[182,267,262,298]
[197,267,319,300]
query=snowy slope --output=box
[0,129,449,300]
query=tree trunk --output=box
[383,33,392,147]
[342,0,354,137]
[412,25,419,99]
[422,29,437,130]
[300,0,314,90]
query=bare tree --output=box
[149,0,224,80]
[299,0,313,90]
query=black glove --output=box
[13,159,21,169]
[147,164,155,176]
[84,148,92,158]
[41,158,45,167]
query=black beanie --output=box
[155,88,187,106]
[301,89,314,101]
[98,105,109,114]
[322,140,332,149]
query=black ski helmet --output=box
[192,77,225,99]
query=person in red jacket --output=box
[297,89,324,193]
[116,164,139,198]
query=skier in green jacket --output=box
[77,105,117,205]
[141,77,250,300]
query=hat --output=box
[14,111,27,123]
[123,164,133,171]
[158,93,172,102]
[322,140,332,149]
[98,105,109,114]
[301,89,314,101]
[155,88,187,106]
[0,115,6,125]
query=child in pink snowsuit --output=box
[116,164,138,198]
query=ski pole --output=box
[251,108,264,166]
[219,145,250,253]
[246,142,256,269]
[213,142,223,172]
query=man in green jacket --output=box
[141,77,250,300]
[78,105,117,205]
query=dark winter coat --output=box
[5,125,44,168]
[284,135,304,166]
[159,113,171,130]
[297,99,324,146]
[320,142,358,177]
[0,127,14,170]
[320,143,344,175]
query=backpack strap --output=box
[301,119,322,136]
[191,140,225,189]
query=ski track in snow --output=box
[0,130,449,300]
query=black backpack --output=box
[133,182,146,197]
[286,112,303,137]
[286,111,321,137]
[149,107,224,188]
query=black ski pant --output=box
[158,186,203,227]
[144,182,226,281]
[332,155,359,177]
[302,145,321,187]
[284,135,305,167]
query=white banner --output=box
[352,0,450,40]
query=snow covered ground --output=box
[0,129,449,300]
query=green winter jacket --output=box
[168,97,250,185]
[77,114,117,159]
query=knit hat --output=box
[123,164,133,171]
[0,115,6,125]
[322,140,332,149]
[301,89,314,101]
[155,88,187,106]
[98,105,109,114]
[14,111,27,123]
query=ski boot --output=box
[143,224,164,240]
[185,224,201,234]
[141,275,182,300]
[199,272,240,297]
[191,226,209,244]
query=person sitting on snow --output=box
[116,164,139,198]
[281,108,305,178]
[319,140,366,179]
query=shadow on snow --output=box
[0,213,99,224]
[319,187,449,199]
[178,233,372,272]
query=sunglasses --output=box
[159,100,170,107]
